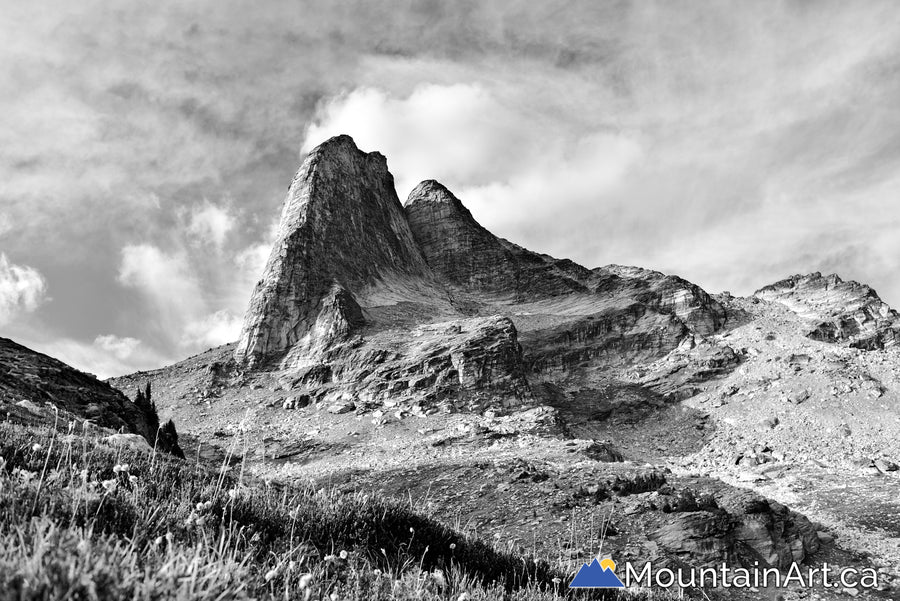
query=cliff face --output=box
[235,135,432,367]
[404,180,590,298]
[755,272,900,349]
[595,265,728,337]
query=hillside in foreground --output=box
[1,419,683,601]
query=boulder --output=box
[103,433,152,452]
[327,401,356,415]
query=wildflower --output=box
[129,475,138,485]
[113,463,130,474]
[165,532,174,544]
[264,568,278,582]
[196,516,207,527]
[449,543,456,550]
[154,536,164,546]
[76,539,91,555]
[100,479,117,493]
[409,527,415,534]
[31,443,42,452]
[15,468,36,483]
[339,550,348,560]
[457,594,471,601]
[373,569,382,577]
[227,489,238,499]
[324,554,337,562]
[552,577,561,585]
[431,569,446,587]
[298,574,313,589]
[330,593,339,601]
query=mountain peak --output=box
[234,135,430,366]
[405,180,524,292]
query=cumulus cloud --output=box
[304,84,542,197]
[0,254,47,326]
[186,201,236,248]
[93,334,142,360]
[302,84,647,260]
[181,310,243,349]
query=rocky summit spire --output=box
[235,135,430,366]
[404,180,519,290]
[404,180,592,297]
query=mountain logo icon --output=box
[569,558,625,588]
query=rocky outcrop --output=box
[755,272,900,349]
[405,180,590,298]
[280,283,366,369]
[0,337,152,441]
[521,303,692,374]
[651,488,819,569]
[282,315,532,409]
[593,265,727,337]
[626,340,742,401]
[235,135,432,366]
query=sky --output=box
[2,0,900,377]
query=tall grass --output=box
[0,421,679,600]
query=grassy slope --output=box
[0,421,678,601]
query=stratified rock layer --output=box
[755,272,900,349]
[235,135,432,366]
[288,315,532,408]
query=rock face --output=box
[0,337,152,441]
[235,135,432,367]
[289,315,532,408]
[596,265,727,337]
[755,272,900,349]
[405,180,590,298]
